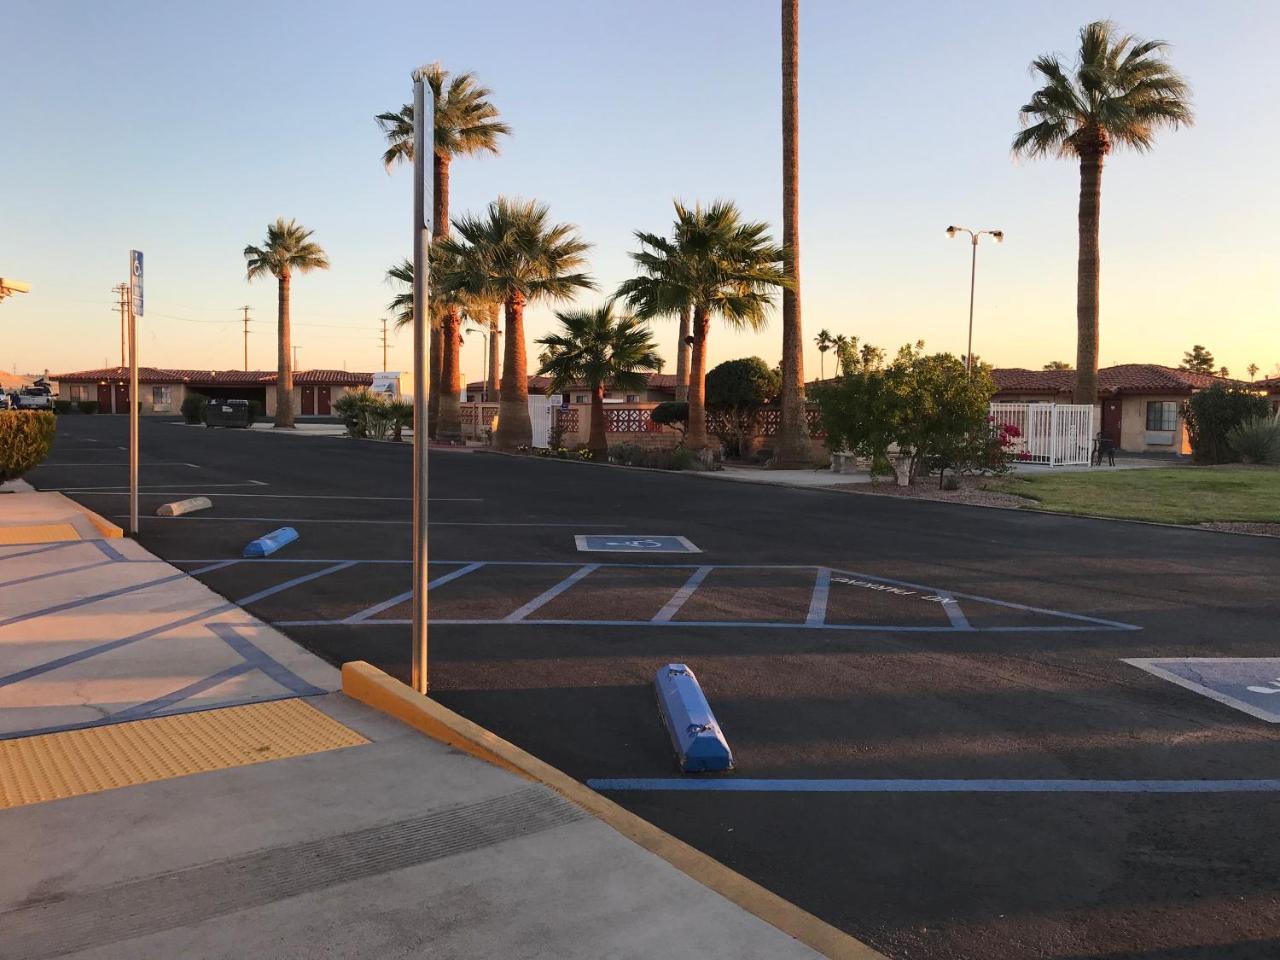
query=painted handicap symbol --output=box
[605,539,663,548]
[1246,679,1280,695]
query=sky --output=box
[2,0,1278,386]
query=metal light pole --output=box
[411,72,433,693]
[127,251,143,535]
[945,225,1004,373]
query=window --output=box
[68,384,90,402]
[152,386,172,409]
[575,394,587,404]
[626,394,640,403]
[1145,401,1178,431]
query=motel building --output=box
[50,367,381,417]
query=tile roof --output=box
[52,367,373,386]
[50,366,183,384]
[467,373,677,393]
[466,375,553,393]
[992,364,1240,396]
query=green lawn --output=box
[985,466,1280,524]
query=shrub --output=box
[705,358,779,458]
[52,400,72,414]
[607,443,695,471]
[246,400,263,423]
[1184,386,1271,464]
[76,400,99,415]
[388,400,413,442]
[650,401,689,444]
[1227,414,1280,465]
[334,388,392,439]
[0,411,56,481]
[181,393,209,425]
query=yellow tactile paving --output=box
[0,699,367,809]
[0,523,81,545]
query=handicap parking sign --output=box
[575,535,701,554]
[1124,658,1280,723]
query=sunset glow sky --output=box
[3,0,1277,384]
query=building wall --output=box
[1118,394,1191,454]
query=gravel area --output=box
[832,475,1034,510]
[1197,521,1280,538]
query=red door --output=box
[301,387,315,416]
[1101,400,1122,447]
[97,383,112,412]
[113,382,129,415]
[317,386,331,415]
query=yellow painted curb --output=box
[342,661,886,960]
[0,523,80,545]
[61,493,124,539]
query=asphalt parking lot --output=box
[31,416,1280,960]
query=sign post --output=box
[128,250,143,535]
[410,74,433,693]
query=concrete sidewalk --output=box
[0,490,864,959]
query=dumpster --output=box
[205,398,252,428]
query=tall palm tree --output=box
[774,0,810,465]
[832,333,850,375]
[675,304,692,400]
[1013,20,1192,405]
[815,328,833,379]
[377,64,510,438]
[617,200,788,457]
[482,300,501,400]
[536,301,662,459]
[435,197,594,449]
[243,218,330,428]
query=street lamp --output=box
[0,278,31,303]
[945,226,1004,373]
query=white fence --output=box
[460,396,557,447]
[989,402,1095,466]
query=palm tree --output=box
[815,328,833,379]
[1013,20,1192,405]
[482,300,501,400]
[377,64,510,438]
[774,0,810,465]
[675,304,692,400]
[243,218,330,428]
[617,200,788,457]
[1247,363,1259,382]
[832,333,850,375]
[536,302,662,459]
[435,197,594,449]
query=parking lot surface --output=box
[32,417,1280,960]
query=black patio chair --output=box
[1091,433,1116,466]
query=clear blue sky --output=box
[3,0,1277,383]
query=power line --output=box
[240,305,252,371]
[112,283,129,367]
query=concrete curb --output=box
[341,661,885,960]
[51,492,123,539]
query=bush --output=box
[608,443,695,471]
[181,393,209,425]
[334,388,393,440]
[1227,414,1280,465]
[77,400,99,415]
[0,411,56,481]
[1184,386,1271,464]
[53,400,73,414]
[246,400,263,423]
[705,358,779,458]
[650,401,689,444]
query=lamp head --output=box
[945,226,957,238]
[991,230,1005,244]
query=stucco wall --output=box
[1119,394,1190,454]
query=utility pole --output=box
[292,345,300,370]
[240,306,252,371]
[411,71,433,694]
[380,318,389,372]
[112,283,129,367]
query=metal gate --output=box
[527,395,556,447]
[461,396,556,446]
[989,402,1094,466]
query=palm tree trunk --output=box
[773,0,810,467]
[495,291,533,449]
[1074,144,1104,405]
[427,151,450,437]
[675,304,691,401]
[437,305,463,441]
[685,307,711,455]
[486,303,500,400]
[588,384,607,459]
[274,272,294,428]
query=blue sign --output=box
[1125,658,1280,723]
[129,249,144,316]
[575,535,700,554]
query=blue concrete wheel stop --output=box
[243,527,300,558]
[654,663,733,773]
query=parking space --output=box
[32,416,1280,960]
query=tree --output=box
[243,218,330,428]
[1184,386,1271,464]
[705,357,780,458]
[1013,21,1193,405]
[832,334,850,375]
[1247,363,1259,381]
[774,0,809,466]
[1217,366,1230,378]
[815,329,833,379]
[436,197,593,449]
[1044,360,1073,370]
[535,302,662,459]
[675,305,692,400]
[651,401,689,444]
[1180,344,1216,375]
[377,65,510,439]
[617,200,788,458]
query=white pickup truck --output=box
[13,388,54,410]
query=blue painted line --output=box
[428,561,486,590]
[208,623,327,696]
[105,662,257,723]
[939,595,972,630]
[269,618,1130,633]
[503,564,601,622]
[652,566,713,622]
[0,559,112,590]
[0,603,235,689]
[91,538,127,561]
[234,561,356,606]
[586,778,1280,793]
[0,541,82,563]
[189,559,241,575]
[345,561,487,623]
[806,567,831,626]
[0,571,192,629]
